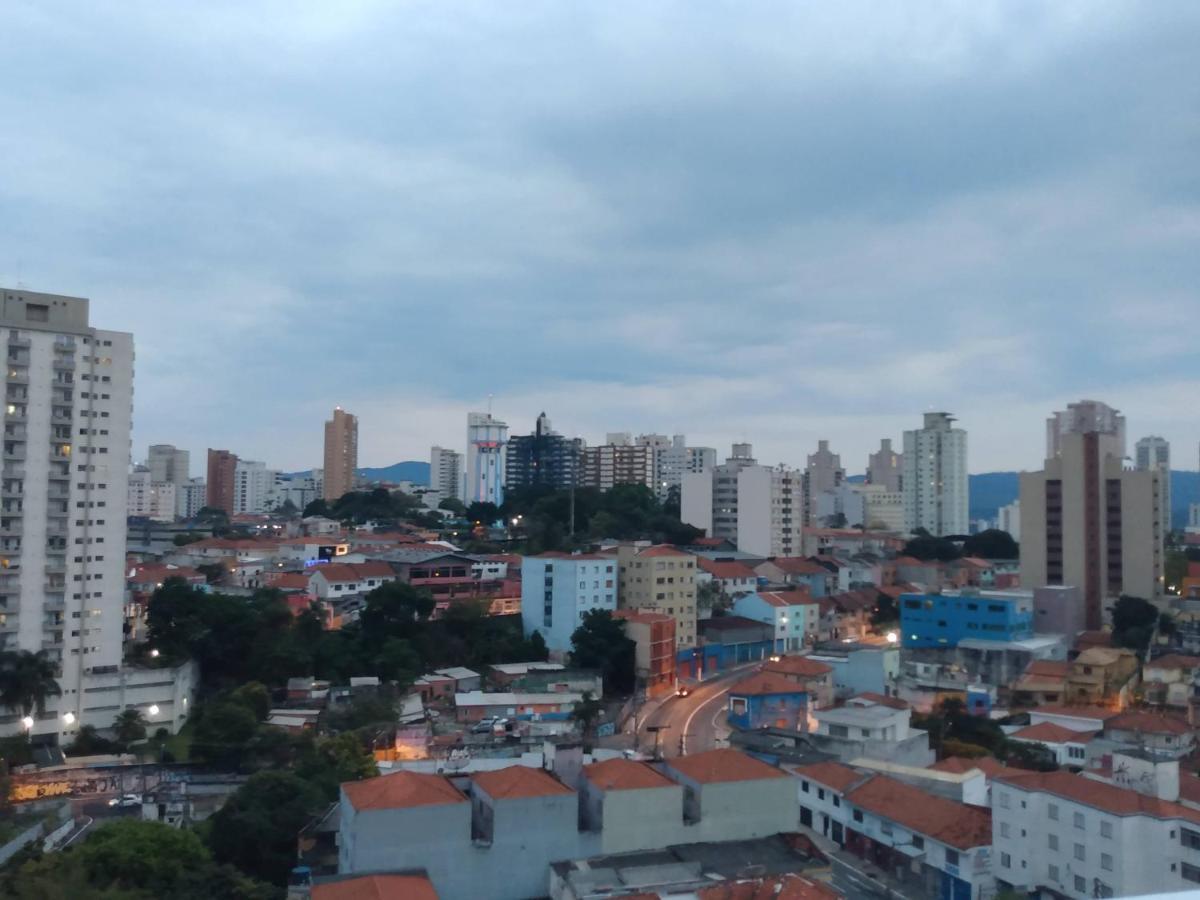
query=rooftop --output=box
[433,667,480,681]
[847,774,992,850]
[314,561,394,583]
[1030,703,1120,723]
[850,692,909,710]
[634,544,692,558]
[764,558,830,577]
[1010,722,1097,744]
[489,662,565,676]
[730,671,810,697]
[755,590,816,609]
[1106,709,1193,736]
[472,766,573,801]
[791,761,868,793]
[342,772,466,812]
[1145,653,1200,671]
[454,691,582,707]
[697,558,759,579]
[667,748,791,785]
[701,615,775,632]
[312,874,439,900]
[763,656,833,679]
[584,758,677,792]
[996,770,1200,824]
[927,756,1025,778]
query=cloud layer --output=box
[2,1,1197,474]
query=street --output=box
[635,663,758,757]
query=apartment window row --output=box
[77,392,111,400]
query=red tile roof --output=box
[697,558,758,579]
[928,756,1024,778]
[730,671,810,697]
[613,609,675,626]
[792,761,868,793]
[313,875,438,900]
[847,774,992,849]
[1011,722,1097,744]
[764,557,829,577]
[1073,630,1112,651]
[1145,654,1200,672]
[1180,773,1200,807]
[1030,703,1120,723]
[1022,660,1070,679]
[763,655,833,679]
[667,748,790,785]
[756,590,816,608]
[996,770,1200,825]
[342,772,466,811]
[314,561,394,583]
[471,766,573,800]
[635,544,692,558]
[1106,710,1193,736]
[696,874,840,899]
[851,692,909,710]
[691,537,729,547]
[583,758,676,791]
[830,588,879,612]
[271,573,313,591]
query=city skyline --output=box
[2,3,1197,473]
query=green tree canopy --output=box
[961,528,1019,560]
[570,610,635,695]
[0,649,62,717]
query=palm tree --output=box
[0,650,62,717]
[571,691,604,751]
[113,708,148,747]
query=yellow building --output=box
[617,545,697,648]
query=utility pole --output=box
[569,440,577,538]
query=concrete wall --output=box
[339,797,472,876]
[592,784,687,854]
[667,772,798,843]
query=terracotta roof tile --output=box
[667,748,790,785]
[1146,654,1200,672]
[314,561,394,583]
[851,692,909,710]
[792,761,868,793]
[756,590,816,608]
[1106,710,1193,736]
[1011,722,1097,744]
[342,772,466,812]
[847,774,992,849]
[996,770,1200,825]
[763,655,833,679]
[1029,703,1120,723]
[763,557,829,576]
[471,766,573,800]
[583,758,676,791]
[730,671,810,697]
[697,558,759,579]
[636,544,692,558]
[313,875,438,900]
[1024,660,1071,679]
[613,609,675,626]
[1180,773,1200,807]
[696,874,841,899]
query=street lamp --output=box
[885,631,898,644]
[149,648,160,658]
[21,715,33,731]
[62,712,75,725]
[148,704,160,717]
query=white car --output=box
[108,793,141,809]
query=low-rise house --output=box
[809,694,934,767]
[1065,646,1138,705]
[613,609,675,697]
[1142,653,1200,709]
[727,671,814,732]
[487,662,566,687]
[432,667,481,693]
[808,640,900,699]
[663,748,798,843]
[753,557,835,597]
[692,615,774,674]
[1103,709,1195,759]
[1028,703,1120,734]
[414,674,456,704]
[1010,659,1070,707]
[898,589,1033,649]
[732,590,821,652]
[578,758,686,853]
[694,558,758,599]
[453,691,582,723]
[1007,721,1098,768]
[763,654,835,708]
[309,561,395,601]
[827,588,879,641]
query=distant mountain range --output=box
[287,461,431,484]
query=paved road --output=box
[635,663,759,758]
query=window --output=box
[1048,863,1059,882]
[1048,834,1058,850]
[852,809,863,823]
[801,780,809,793]
[1181,828,1200,851]
[1073,811,1085,830]
[833,796,840,808]
[1100,820,1112,838]
[880,821,892,836]
[999,822,1010,838]
[817,788,825,801]
[1101,852,1113,871]
[945,849,959,866]
[1000,851,1011,868]
[1048,803,1058,821]
[911,835,923,850]
[1074,843,1085,861]
[1074,875,1086,892]
[998,791,1010,809]
[1183,862,1200,884]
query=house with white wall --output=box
[732,590,820,652]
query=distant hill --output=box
[287,461,430,485]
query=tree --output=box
[527,630,549,662]
[1111,595,1159,656]
[191,701,260,769]
[824,512,848,529]
[901,533,961,562]
[303,498,331,518]
[207,770,324,886]
[571,691,604,751]
[662,484,681,518]
[438,497,467,516]
[172,532,204,547]
[66,724,118,757]
[359,581,435,639]
[570,610,636,695]
[374,638,421,686]
[696,580,726,615]
[0,649,62,717]
[466,501,500,525]
[293,732,379,801]
[869,591,898,628]
[76,819,210,896]
[961,528,1019,560]
[113,708,148,748]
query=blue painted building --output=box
[899,590,1034,649]
[726,671,811,731]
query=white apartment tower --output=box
[430,446,463,502]
[680,443,757,543]
[635,434,717,501]
[737,464,806,556]
[146,443,189,485]
[1,289,133,738]
[902,412,968,536]
[233,459,278,514]
[466,412,508,506]
[1136,436,1171,536]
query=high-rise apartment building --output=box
[175,477,207,519]
[736,465,806,556]
[233,459,278,514]
[430,446,463,502]
[466,412,508,505]
[127,466,177,522]
[505,413,582,491]
[637,434,716,501]
[579,443,653,492]
[323,407,358,502]
[680,443,757,543]
[806,440,844,495]
[867,438,903,492]
[146,444,189,485]
[1020,401,1162,630]
[902,412,968,536]
[205,449,238,515]
[0,288,132,737]
[1135,436,1171,535]
[617,544,697,648]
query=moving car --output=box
[108,793,141,809]
[676,685,691,698]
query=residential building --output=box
[453,691,582,723]
[737,464,806,557]
[855,483,905,532]
[466,411,508,506]
[323,407,358,502]
[812,483,865,529]
[809,695,934,766]
[146,443,189,485]
[692,616,775,675]
[680,443,757,544]
[175,477,206,518]
[1136,435,1172,535]
[996,499,1020,541]
[726,670,814,731]
[992,753,1200,898]
[126,466,177,522]
[694,557,757,600]
[1007,721,1098,767]
[732,590,819,652]
[637,433,715,501]
[899,590,1034,649]
[505,412,581,491]
[617,544,697,648]
[661,748,798,842]
[612,609,675,697]
[1142,653,1200,709]
[430,446,463,503]
[577,757,686,853]
[902,412,968,537]
[1011,660,1071,707]
[867,438,903,492]
[205,448,238,514]
[312,875,438,900]
[1031,584,1084,635]
[808,641,901,699]
[1021,400,1163,629]
[1064,646,1138,705]
[0,287,194,740]
[232,459,277,514]
[753,557,834,596]
[521,554,617,653]
[309,561,395,601]
[579,442,652,492]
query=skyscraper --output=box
[147,443,190,485]
[0,288,132,736]
[466,411,508,506]
[323,407,358,502]
[680,443,757,542]
[1021,401,1162,630]
[206,449,238,514]
[1135,436,1171,535]
[505,412,582,491]
[902,412,968,536]
[867,438,903,492]
[430,446,463,502]
[806,439,845,522]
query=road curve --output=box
[635,663,758,757]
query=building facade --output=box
[737,464,806,556]
[637,433,715,501]
[126,466,176,522]
[617,545,697,648]
[902,412,968,537]
[899,590,1034,649]
[430,446,463,503]
[1021,401,1162,630]
[466,412,508,506]
[505,412,581,491]
[205,448,238,515]
[233,459,277,514]
[680,443,757,543]
[867,438,903,492]
[579,442,652,492]
[146,443,189,485]
[322,407,357,502]
[520,554,617,653]
[1136,435,1171,535]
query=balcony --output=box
[7,335,30,350]
[52,356,75,372]
[4,407,26,423]
[44,559,67,576]
[4,369,27,385]
[0,523,21,539]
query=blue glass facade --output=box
[899,591,1034,648]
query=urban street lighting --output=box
[62,712,75,725]
[148,704,160,717]
[885,631,898,644]
[21,716,34,731]
[149,648,160,658]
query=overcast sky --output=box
[2,2,1197,475]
